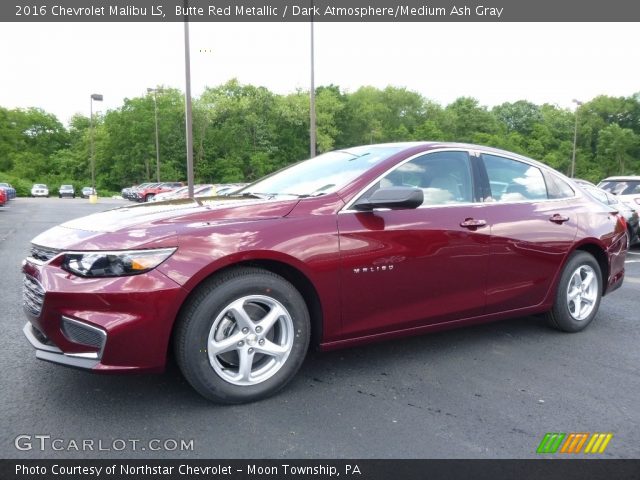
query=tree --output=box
[441,97,500,142]
[596,124,639,176]
[492,101,542,135]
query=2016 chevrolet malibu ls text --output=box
[22,142,627,403]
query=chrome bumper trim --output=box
[23,323,99,370]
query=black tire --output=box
[174,267,310,404]
[145,194,154,202]
[544,251,602,332]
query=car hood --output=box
[31,197,299,251]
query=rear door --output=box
[477,153,578,313]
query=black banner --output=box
[3,0,640,22]
[2,459,640,480]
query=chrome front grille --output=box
[23,275,45,317]
[30,244,60,263]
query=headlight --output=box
[62,248,176,277]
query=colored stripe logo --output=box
[536,433,613,454]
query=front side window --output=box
[482,154,547,202]
[365,151,473,206]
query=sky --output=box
[1,22,638,125]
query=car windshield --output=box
[34,184,46,188]
[61,185,72,189]
[236,145,404,198]
[598,180,640,196]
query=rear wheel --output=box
[174,267,310,404]
[545,251,602,332]
[145,194,155,202]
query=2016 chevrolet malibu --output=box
[22,142,627,403]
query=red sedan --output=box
[22,142,627,403]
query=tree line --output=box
[1,79,639,196]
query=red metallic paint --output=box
[22,143,627,373]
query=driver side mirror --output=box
[353,187,424,211]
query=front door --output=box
[337,150,490,339]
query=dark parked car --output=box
[22,143,628,403]
[58,185,75,198]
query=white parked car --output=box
[31,184,49,197]
[598,176,640,215]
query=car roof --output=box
[368,141,560,174]
[599,176,640,181]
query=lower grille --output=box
[61,317,106,350]
[23,275,45,317]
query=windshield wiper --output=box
[226,192,271,199]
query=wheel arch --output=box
[169,258,324,360]
[542,240,609,309]
[574,242,609,294]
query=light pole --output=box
[90,93,103,193]
[183,6,195,198]
[570,98,582,178]
[147,88,161,182]
[309,2,316,158]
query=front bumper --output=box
[22,256,188,373]
[23,322,100,370]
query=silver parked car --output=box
[81,187,96,198]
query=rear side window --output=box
[481,154,547,202]
[543,171,575,199]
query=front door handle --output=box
[460,218,487,229]
[549,214,569,224]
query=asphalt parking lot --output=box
[0,197,639,459]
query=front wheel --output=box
[174,267,310,404]
[544,251,602,332]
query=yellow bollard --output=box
[89,194,98,204]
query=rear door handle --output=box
[460,218,487,229]
[549,214,569,224]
